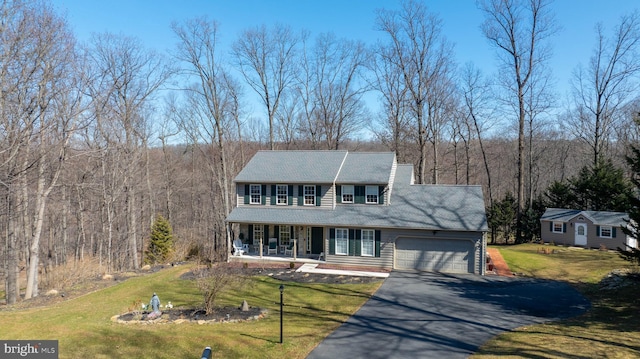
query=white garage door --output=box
[395,238,473,273]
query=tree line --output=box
[2,0,640,304]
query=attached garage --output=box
[395,237,475,273]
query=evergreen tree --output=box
[544,159,633,213]
[618,137,640,266]
[145,215,175,264]
[572,159,633,212]
[545,181,576,209]
[487,193,516,243]
[521,196,546,242]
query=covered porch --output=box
[232,223,325,258]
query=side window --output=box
[552,222,563,233]
[600,226,612,238]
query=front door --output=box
[574,223,587,246]
[311,227,324,254]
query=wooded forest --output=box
[2,0,640,304]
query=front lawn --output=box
[0,265,382,358]
[473,244,640,358]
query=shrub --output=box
[41,256,102,291]
[192,264,249,315]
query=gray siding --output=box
[324,228,484,273]
[237,183,333,209]
[541,219,628,250]
[325,229,394,269]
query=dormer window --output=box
[366,186,379,204]
[342,185,354,203]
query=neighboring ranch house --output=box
[225,150,489,274]
[540,208,638,250]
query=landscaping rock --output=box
[600,269,638,290]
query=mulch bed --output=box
[113,306,267,324]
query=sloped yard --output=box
[473,244,640,358]
[0,264,382,358]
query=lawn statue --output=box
[147,293,162,319]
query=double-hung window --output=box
[249,184,261,204]
[361,229,374,256]
[552,222,563,233]
[365,186,378,204]
[253,224,264,245]
[276,185,288,205]
[335,228,348,255]
[342,185,354,203]
[279,225,291,246]
[304,185,315,206]
[600,226,612,238]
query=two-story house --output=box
[226,150,488,274]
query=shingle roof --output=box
[541,208,629,226]
[233,150,347,183]
[335,152,395,184]
[227,155,488,232]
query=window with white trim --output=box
[304,185,315,206]
[336,228,348,255]
[253,224,264,245]
[276,185,288,205]
[249,184,261,204]
[365,186,378,204]
[600,226,612,238]
[362,229,374,256]
[342,185,354,203]
[552,222,563,233]
[279,225,291,245]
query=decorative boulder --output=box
[241,300,249,312]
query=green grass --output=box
[473,244,640,359]
[0,266,382,358]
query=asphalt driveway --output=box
[306,271,590,359]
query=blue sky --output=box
[52,0,640,110]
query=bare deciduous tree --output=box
[371,43,411,162]
[0,0,81,302]
[460,63,495,204]
[85,32,171,271]
[376,0,455,184]
[232,24,301,150]
[570,11,640,167]
[479,0,558,242]
[303,33,369,150]
[173,17,242,261]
